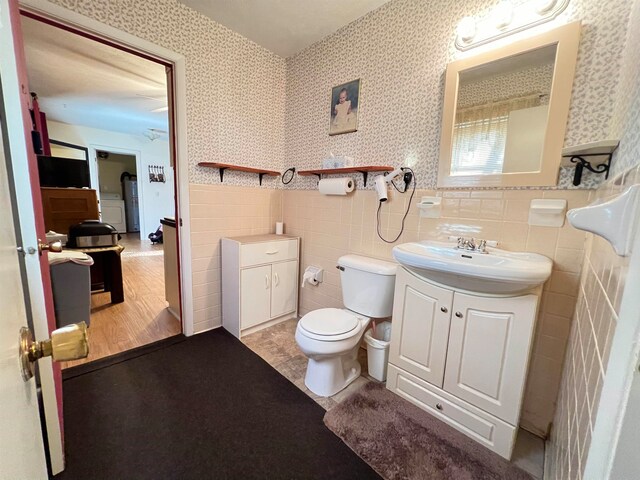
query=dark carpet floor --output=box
[55,328,380,480]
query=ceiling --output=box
[180,0,393,57]
[21,16,169,138]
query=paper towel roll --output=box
[318,177,354,195]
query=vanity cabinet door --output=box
[443,293,538,424]
[240,265,272,329]
[389,268,454,388]
[270,260,298,319]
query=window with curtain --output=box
[451,94,541,176]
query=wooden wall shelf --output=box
[297,166,394,185]
[198,162,280,185]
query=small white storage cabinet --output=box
[387,267,539,459]
[222,234,299,338]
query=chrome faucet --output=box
[455,237,489,254]
[465,238,476,251]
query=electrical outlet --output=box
[403,171,413,189]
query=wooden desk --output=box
[67,245,125,304]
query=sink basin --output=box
[392,241,552,294]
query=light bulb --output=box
[457,17,477,42]
[493,1,514,29]
[535,0,557,14]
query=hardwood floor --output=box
[61,233,182,369]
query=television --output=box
[37,155,91,188]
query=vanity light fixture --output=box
[457,17,477,43]
[535,0,558,14]
[455,0,570,51]
[493,1,514,29]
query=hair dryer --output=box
[374,167,404,202]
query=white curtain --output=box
[451,94,541,176]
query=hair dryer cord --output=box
[376,167,416,244]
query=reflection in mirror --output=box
[451,45,556,177]
[438,21,581,188]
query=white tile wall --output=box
[545,186,633,479]
[545,0,640,474]
[283,187,591,435]
[189,184,282,333]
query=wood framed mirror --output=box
[438,21,581,188]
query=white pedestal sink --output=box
[392,240,552,294]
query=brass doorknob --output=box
[20,322,89,381]
[38,239,63,254]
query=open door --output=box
[165,63,183,322]
[0,122,88,474]
[1,0,64,473]
[0,122,48,479]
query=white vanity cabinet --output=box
[388,270,453,387]
[222,235,299,338]
[387,266,539,459]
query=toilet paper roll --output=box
[318,177,354,195]
[301,271,315,288]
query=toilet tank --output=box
[337,255,397,318]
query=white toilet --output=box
[295,254,397,397]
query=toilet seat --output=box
[298,308,364,341]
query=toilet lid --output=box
[299,308,359,336]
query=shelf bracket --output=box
[356,170,369,186]
[566,153,612,186]
[258,173,266,185]
[218,167,228,183]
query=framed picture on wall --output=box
[329,79,360,135]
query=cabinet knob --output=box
[436,403,443,411]
[455,312,463,318]
[440,306,448,313]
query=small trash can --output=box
[48,250,94,328]
[364,321,392,382]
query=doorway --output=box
[96,150,139,234]
[20,13,183,368]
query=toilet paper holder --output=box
[301,266,323,288]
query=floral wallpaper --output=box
[283,0,631,190]
[45,0,630,191]
[47,0,286,188]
